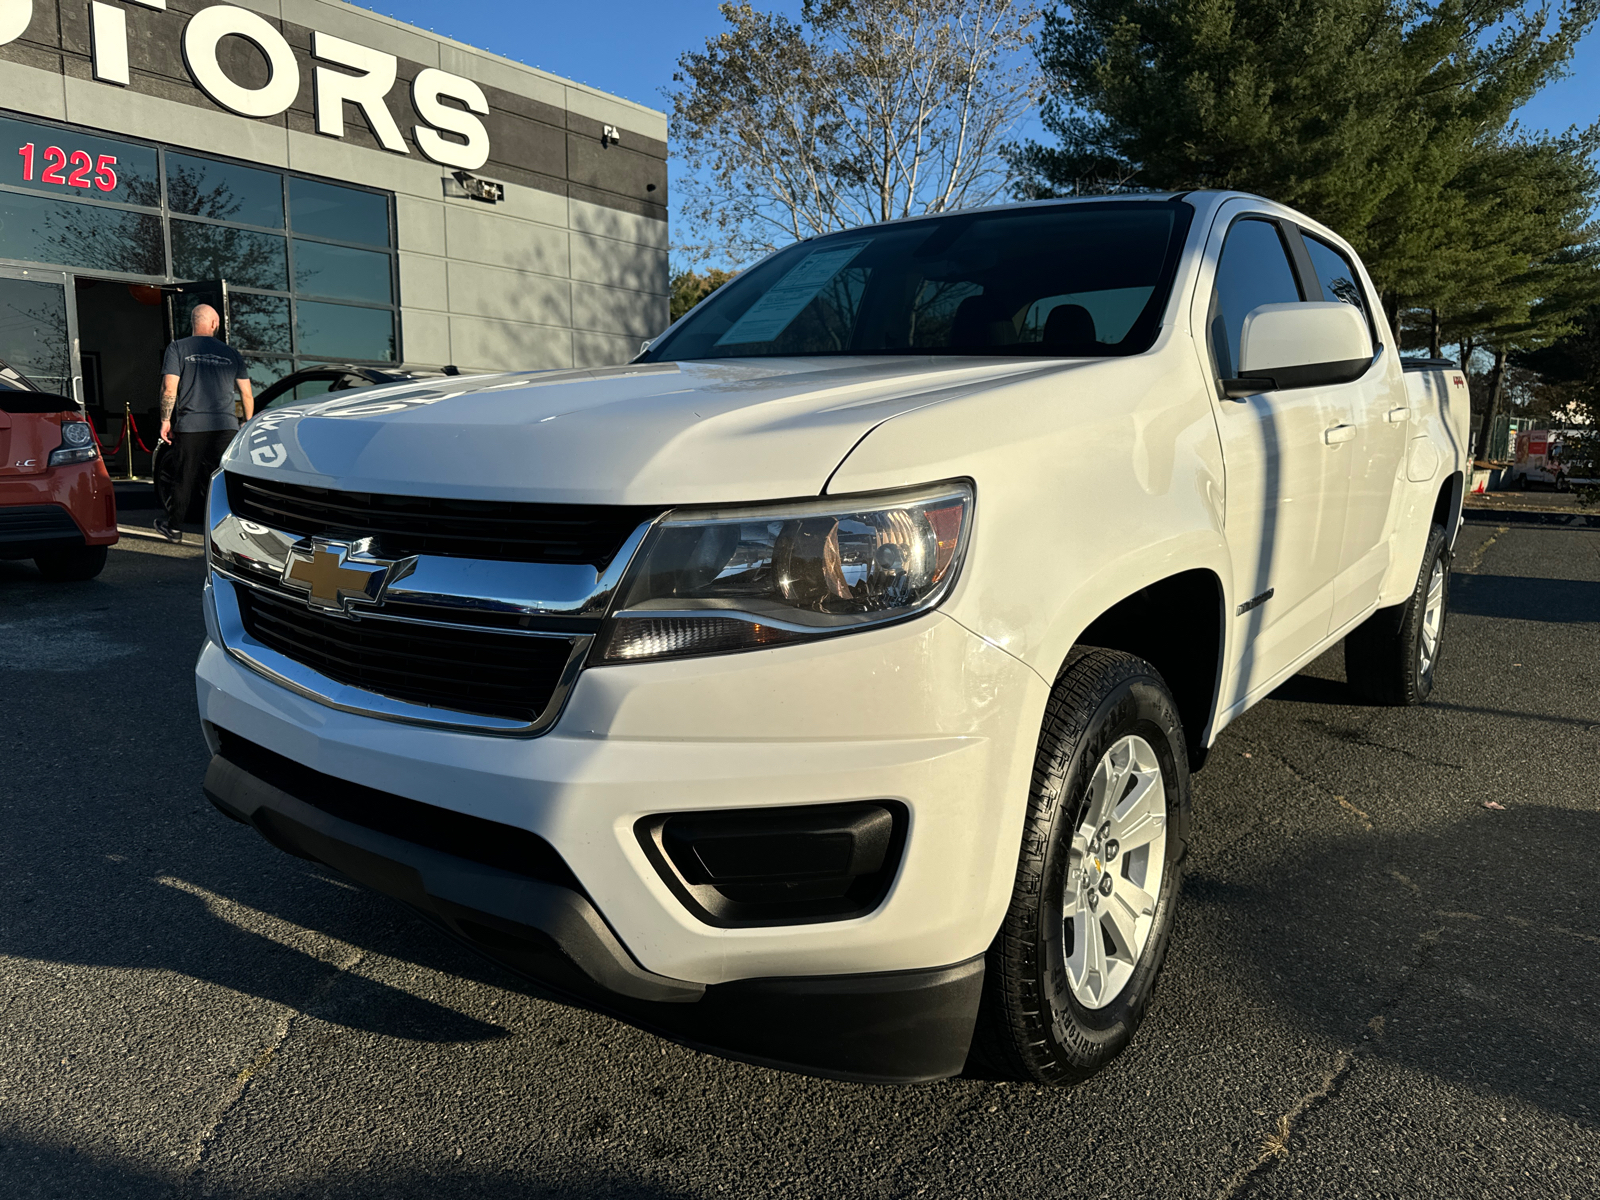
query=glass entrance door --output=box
[164,279,229,343]
[0,267,78,399]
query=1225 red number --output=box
[17,144,118,192]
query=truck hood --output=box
[224,357,1077,505]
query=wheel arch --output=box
[1060,568,1226,774]
[1377,470,1464,606]
[1434,470,1464,549]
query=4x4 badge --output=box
[280,538,416,614]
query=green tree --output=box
[670,0,1040,265]
[1415,131,1600,458]
[670,268,737,322]
[1013,0,1597,306]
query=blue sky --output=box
[369,1,1596,132]
[367,0,1597,230]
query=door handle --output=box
[1385,406,1410,423]
[1324,423,1358,445]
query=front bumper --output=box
[197,565,1049,1079]
[204,733,984,1082]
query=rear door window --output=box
[1302,234,1377,346]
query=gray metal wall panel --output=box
[0,0,668,370]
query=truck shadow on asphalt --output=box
[1,809,515,1045]
[1448,574,1600,624]
[1178,802,1598,1126]
[1271,673,1599,733]
[0,1138,698,1200]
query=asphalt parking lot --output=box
[2,511,1596,1199]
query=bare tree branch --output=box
[670,0,1039,266]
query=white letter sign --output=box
[412,68,490,171]
[182,5,299,119]
[88,2,127,84]
[0,0,30,46]
[312,31,406,154]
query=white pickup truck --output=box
[197,191,1470,1085]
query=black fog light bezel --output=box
[635,800,909,928]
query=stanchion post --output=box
[124,401,134,480]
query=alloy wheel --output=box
[1062,734,1168,1009]
[1420,560,1445,675]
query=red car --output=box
[0,360,117,581]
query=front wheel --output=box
[973,649,1189,1084]
[152,441,178,519]
[1344,523,1451,705]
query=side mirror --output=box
[1221,302,1373,398]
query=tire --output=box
[1514,473,1528,491]
[1556,474,1570,493]
[1343,523,1450,705]
[34,545,108,581]
[973,648,1190,1084]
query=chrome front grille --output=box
[234,586,574,724]
[207,470,657,735]
[225,472,662,567]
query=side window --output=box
[1302,234,1377,346]
[1209,218,1303,378]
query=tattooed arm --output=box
[159,374,179,442]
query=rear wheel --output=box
[1344,523,1450,705]
[34,545,108,581]
[973,648,1189,1084]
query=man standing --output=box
[154,303,253,543]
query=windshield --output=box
[644,201,1193,363]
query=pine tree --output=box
[1422,132,1600,458]
[1014,0,1598,304]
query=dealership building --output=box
[0,0,668,459]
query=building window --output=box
[0,111,401,382]
[0,189,164,275]
[170,155,399,383]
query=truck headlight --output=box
[597,481,973,663]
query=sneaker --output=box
[153,515,183,544]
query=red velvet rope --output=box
[92,412,159,458]
[126,412,158,454]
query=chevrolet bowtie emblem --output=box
[280,538,416,614]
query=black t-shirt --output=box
[162,335,247,433]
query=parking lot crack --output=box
[154,883,369,1196]
[169,933,367,1188]
[1213,1050,1354,1200]
[1457,525,1509,574]
[180,1009,295,1176]
[1214,917,1447,1198]
[1252,744,1381,830]
[1294,720,1467,771]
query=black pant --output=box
[168,429,235,528]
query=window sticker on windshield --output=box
[715,240,871,346]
